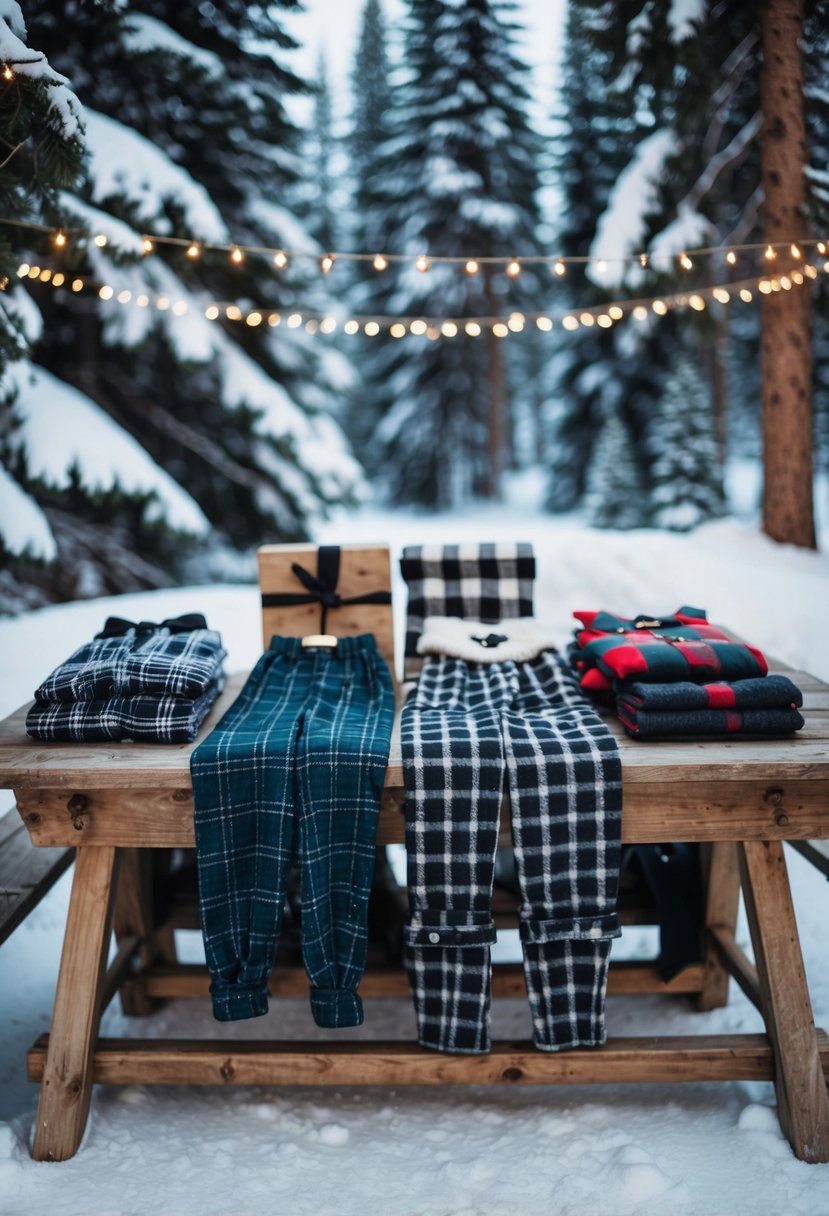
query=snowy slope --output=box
[0,501,827,1215]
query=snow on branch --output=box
[0,0,83,141]
[3,361,210,536]
[0,463,56,560]
[83,109,229,242]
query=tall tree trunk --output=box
[483,265,505,500]
[760,0,816,548]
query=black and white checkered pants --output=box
[401,651,622,1054]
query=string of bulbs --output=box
[2,217,827,279]
[14,258,827,340]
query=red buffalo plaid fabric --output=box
[568,607,768,692]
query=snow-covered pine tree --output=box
[648,354,725,531]
[583,412,649,531]
[2,0,361,607]
[354,0,544,507]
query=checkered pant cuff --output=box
[519,911,620,945]
[523,939,613,1052]
[210,985,269,1022]
[310,987,364,1028]
[405,944,492,1054]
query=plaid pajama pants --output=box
[191,635,394,1027]
[401,651,622,1054]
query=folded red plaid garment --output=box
[615,704,804,738]
[568,607,768,691]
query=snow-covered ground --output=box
[0,494,828,1214]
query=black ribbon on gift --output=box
[95,613,208,639]
[260,544,392,633]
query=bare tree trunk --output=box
[760,0,816,548]
[483,265,505,500]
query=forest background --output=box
[1,0,827,611]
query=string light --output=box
[639,253,649,269]
[186,241,201,259]
[142,237,154,255]
[372,254,388,272]
[818,242,827,255]
[230,246,244,265]
[415,255,430,273]
[273,250,288,269]
[506,259,521,278]
[53,230,67,248]
[553,259,566,277]
[679,252,693,270]
[320,254,335,273]
[465,259,479,275]
[765,244,776,260]
[93,233,108,247]
[3,66,13,81]
[22,260,823,340]
[726,250,737,265]
[790,243,801,259]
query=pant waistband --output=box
[267,634,378,659]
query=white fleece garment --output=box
[417,616,559,664]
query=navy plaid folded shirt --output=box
[35,625,227,703]
[26,677,225,744]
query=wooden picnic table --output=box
[1,653,828,1164]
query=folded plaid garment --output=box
[400,542,535,659]
[34,621,227,702]
[26,677,225,743]
[615,703,804,738]
[617,675,803,712]
[569,606,768,690]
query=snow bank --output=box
[0,1,83,140]
[0,464,55,560]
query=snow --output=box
[0,464,56,560]
[668,0,706,42]
[2,362,210,536]
[58,193,147,256]
[648,207,714,265]
[83,109,229,243]
[588,130,677,287]
[122,13,224,78]
[0,491,828,1212]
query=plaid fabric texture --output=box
[401,651,621,1055]
[26,677,224,743]
[618,675,803,711]
[615,703,804,738]
[35,626,226,702]
[400,543,535,658]
[190,635,394,1027]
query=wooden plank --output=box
[708,924,761,1011]
[0,809,73,945]
[32,846,120,1162]
[16,777,829,849]
[257,544,396,676]
[100,933,141,1011]
[141,960,705,1002]
[738,840,829,1163]
[697,842,741,1012]
[111,849,161,1016]
[26,1032,829,1088]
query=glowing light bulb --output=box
[726,250,737,265]
[652,299,668,315]
[230,246,244,264]
[535,316,553,331]
[597,314,613,328]
[579,312,595,326]
[205,305,220,320]
[596,259,607,275]
[506,259,521,278]
[493,322,509,337]
[465,321,482,336]
[320,317,338,334]
[71,278,83,292]
[561,315,579,330]
[98,285,114,300]
[364,321,380,336]
[52,272,65,287]
[343,320,360,334]
[679,252,693,270]
[320,254,335,273]
[632,305,648,321]
[390,323,406,338]
[465,259,479,275]
[765,244,776,260]
[739,288,753,302]
[246,311,263,326]
[54,230,67,248]
[689,294,706,311]
[372,254,388,272]
[273,250,288,269]
[186,242,201,259]
[2,66,13,80]
[410,319,427,334]
[415,255,430,273]
[609,305,624,320]
[639,252,649,268]
[441,321,458,337]
[94,233,108,247]
[142,237,154,255]
[287,312,303,327]
[790,243,801,259]
[553,259,566,277]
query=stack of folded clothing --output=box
[568,606,804,740]
[26,613,226,744]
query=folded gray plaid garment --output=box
[26,676,225,743]
[34,626,226,702]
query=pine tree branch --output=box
[0,140,24,171]
[681,112,762,213]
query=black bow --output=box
[95,612,208,639]
[261,545,391,633]
[471,632,509,649]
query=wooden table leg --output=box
[113,848,161,1016]
[32,846,120,1162]
[738,839,829,1163]
[697,841,741,1011]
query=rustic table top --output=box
[0,657,827,792]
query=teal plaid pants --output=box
[191,635,394,1027]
